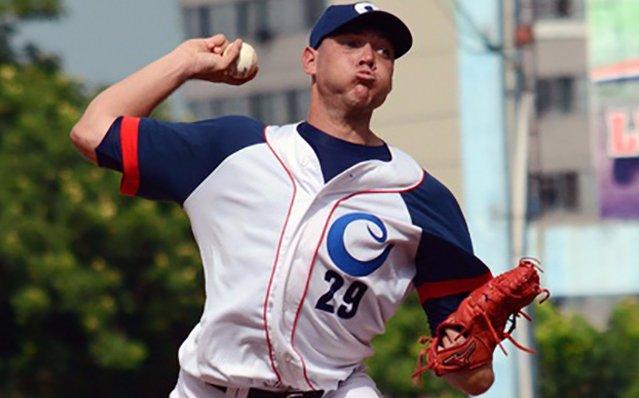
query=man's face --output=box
[306,28,395,112]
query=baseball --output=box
[223,42,258,78]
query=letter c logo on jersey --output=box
[327,212,394,277]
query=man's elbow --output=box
[69,122,99,163]
[69,110,116,164]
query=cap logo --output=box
[354,2,379,14]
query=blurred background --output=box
[1,0,638,397]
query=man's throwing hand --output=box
[174,34,259,85]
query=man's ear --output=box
[301,46,317,77]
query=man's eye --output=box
[377,47,392,58]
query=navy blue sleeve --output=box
[95,115,265,205]
[95,117,123,172]
[401,172,492,334]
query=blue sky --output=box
[16,0,184,87]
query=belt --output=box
[208,383,324,398]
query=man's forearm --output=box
[442,363,494,396]
[436,328,495,395]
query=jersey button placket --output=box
[265,221,293,380]
[268,200,309,386]
[280,209,329,388]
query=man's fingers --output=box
[436,335,452,351]
[205,34,227,50]
[448,330,466,344]
[191,37,257,85]
[219,39,243,68]
[445,328,465,341]
[436,327,467,351]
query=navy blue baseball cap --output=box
[309,2,413,59]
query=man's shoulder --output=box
[409,172,456,202]
[401,170,473,253]
[401,171,464,224]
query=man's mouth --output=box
[355,70,376,82]
[355,72,376,89]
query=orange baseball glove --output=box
[413,258,550,379]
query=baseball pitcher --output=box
[70,2,547,397]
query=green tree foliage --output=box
[370,297,639,398]
[0,2,203,397]
[536,298,639,398]
[367,295,464,398]
[0,55,202,398]
[600,298,639,398]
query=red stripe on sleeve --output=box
[119,117,141,196]
[417,272,493,304]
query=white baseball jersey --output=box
[96,116,491,392]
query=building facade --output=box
[520,0,597,219]
[519,0,639,312]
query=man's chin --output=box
[347,93,376,110]
[350,96,386,111]
[346,100,374,113]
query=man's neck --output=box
[306,97,384,146]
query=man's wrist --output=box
[165,47,197,84]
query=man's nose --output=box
[358,43,376,68]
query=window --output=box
[182,6,212,38]
[198,6,211,37]
[209,3,239,39]
[535,76,584,116]
[528,171,579,217]
[557,0,572,17]
[557,77,574,112]
[535,79,552,115]
[533,0,584,19]
[182,7,200,39]
[236,2,249,38]
[182,1,326,42]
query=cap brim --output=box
[340,11,413,59]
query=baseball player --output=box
[70,3,503,397]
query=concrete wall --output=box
[527,220,639,297]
